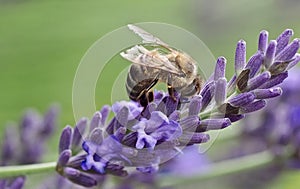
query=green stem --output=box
[158,150,274,187]
[0,162,56,178]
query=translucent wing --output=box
[127,24,172,50]
[120,45,185,77]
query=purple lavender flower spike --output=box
[89,111,102,132]
[8,177,25,189]
[287,54,300,70]
[259,71,288,89]
[264,40,277,68]
[215,78,227,105]
[72,118,88,150]
[258,30,268,53]
[245,52,264,78]
[52,27,300,188]
[229,92,255,107]
[253,88,282,99]
[200,81,216,110]
[214,56,226,80]
[240,100,266,113]
[247,71,271,91]
[235,40,246,75]
[275,38,300,62]
[64,167,97,187]
[59,125,73,153]
[188,95,202,116]
[57,149,71,167]
[276,29,293,55]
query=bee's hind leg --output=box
[167,74,177,101]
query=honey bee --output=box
[120,24,202,107]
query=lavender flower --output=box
[55,28,300,188]
[0,105,59,189]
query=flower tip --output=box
[238,39,246,45]
[284,28,294,36]
[260,30,269,36]
[223,118,232,128]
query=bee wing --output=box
[128,24,172,50]
[120,45,185,77]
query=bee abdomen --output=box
[126,65,158,101]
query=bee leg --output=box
[139,92,149,108]
[148,91,154,102]
[167,74,177,101]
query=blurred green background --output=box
[1,0,300,188]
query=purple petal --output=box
[197,118,231,131]
[240,100,266,113]
[136,130,157,150]
[214,57,226,80]
[258,30,268,52]
[253,88,282,99]
[180,115,201,131]
[179,132,210,145]
[112,101,143,120]
[247,71,271,91]
[115,106,129,128]
[64,167,97,187]
[200,81,216,110]
[1,126,18,164]
[229,92,255,107]
[57,149,71,167]
[235,40,246,75]
[276,29,293,55]
[100,105,111,126]
[245,52,264,78]
[9,177,25,189]
[264,40,277,68]
[90,111,102,132]
[143,111,169,132]
[214,78,227,105]
[151,120,182,141]
[259,72,288,89]
[59,125,73,153]
[169,110,180,121]
[188,95,202,116]
[89,128,103,145]
[287,54,300,70]
[227,75,237,94]
[72,118,87,149]
[276,38,300,61]
[41,105,59,137]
